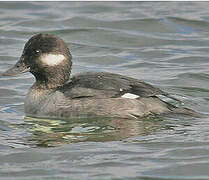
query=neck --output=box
[33,72,70,89]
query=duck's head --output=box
[3,33,72,88]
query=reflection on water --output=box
[24,116,163,147]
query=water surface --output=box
[0,2,209,180]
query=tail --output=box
[171,107,205,118]
[161,94,205,118]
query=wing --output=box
[58,72,177,100]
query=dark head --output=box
[3,33,72,88]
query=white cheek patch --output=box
[41,54,65,66]
[121,93,139,99]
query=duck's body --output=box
[2,34,200,119]
[24,71,175,119]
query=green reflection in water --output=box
[24,116,163,147]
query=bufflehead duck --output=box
[2,34,200,119]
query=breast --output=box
[24,88,62,116]
[24,88,47,115]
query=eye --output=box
[34,49,41,55]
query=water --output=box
[0,2,209,179]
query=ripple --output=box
[63,16,177,33]
[169,16,209,33]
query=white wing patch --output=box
[41,54,65,66]
[121,93,139,99]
